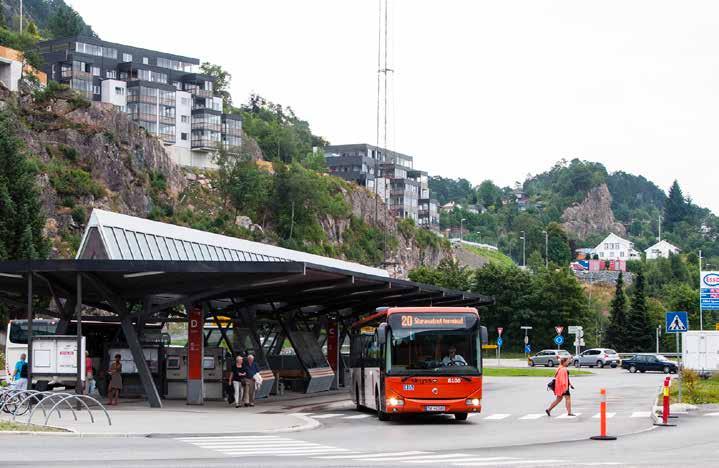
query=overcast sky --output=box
[67,0,719,214]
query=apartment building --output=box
[324,143,439,231]
[36,36,241,169]
[0,45,47,91]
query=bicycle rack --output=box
[0,388,112,428]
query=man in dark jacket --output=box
[242,354,260,407]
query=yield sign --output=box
[555,326,564,336]
[497,327,504,336]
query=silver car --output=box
[529,349,573,367]
[573,348,620,368]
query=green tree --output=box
[604,272,628,350]
[200,62,233,112]
[527,249,544,272]
[477,180,502,209]
[546,222,572,266]
[0,110,48,260]
[625,269,654,352]
[215,149,274,224]
[664,180,688,230]
[47,1,87,38]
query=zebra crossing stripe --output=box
[408,457,513,465]
[631,411,651,418]
[343,414,371,419]
[556,413,581,419]
[311,413,345,419]
[457,459,561,466]
[592,412,616,419]
[519,413,545,420]
[705,412,719,417]
[484,414,510,420]
[313,451,430,460]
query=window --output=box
[106,70,117,79]
[181,115,189,123]
[93,85,101,95]
[181,97,190,106]
[620,251,624,258]
[122,53,132,63]
[91,66,100,76]
[143,57,149,65]
[115,86,124,96]
[181,133,188,141]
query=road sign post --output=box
[521,326,532,362]
[497,335,503,367]
[555,326,564,350]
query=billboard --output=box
[31,335,86,378]
[701,271,719,311]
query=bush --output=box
[71,206,87,225]
[47,160,106,199]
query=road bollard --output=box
[654,377,676,427]
[590,388,616,440]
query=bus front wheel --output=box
[454,413,468,421]
[376,392,390,421]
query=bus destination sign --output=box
[399,314,467,328]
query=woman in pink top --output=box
[546,357,575,417]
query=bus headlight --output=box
[387,397,404,407]
[466,398,480,406]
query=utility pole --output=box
[520,230,526,267]
[288,200,295,241]
[699,249,704,331]
[19,0,23,33]
[658,215,662,242]
[460,218,466,242]
[542,229,548,268]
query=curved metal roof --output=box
[77,209,389,278]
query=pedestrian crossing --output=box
[175,437,567,465]
[292,410,654,422]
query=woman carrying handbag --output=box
[545,357,575,417]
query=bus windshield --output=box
[8,320,58,344]
[386,313,480,376]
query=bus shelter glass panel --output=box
[113,228,133,259]
[102,227,122,258]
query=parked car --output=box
[621,354,678,374]
[573,348,621,368]
[528,349,573,367]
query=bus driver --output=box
[442,346,467,367]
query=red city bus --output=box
[350,307,488,421]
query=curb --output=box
[0,414,321,438]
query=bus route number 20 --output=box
[401,315,413,327]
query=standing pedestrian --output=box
[546,357,575,417]
[229,355,246,409]
[12,353,28,391]
[84,351,96,396]
[108,354,123,405]
[242,354,260,407]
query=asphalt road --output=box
[3,368,717,467]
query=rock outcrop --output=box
[561,184,626,239]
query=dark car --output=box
[621,354,678,374]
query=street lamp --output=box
[460,218,466,242]
[476,231,481,244]
[520,230,526,267]
[542,229,548,268]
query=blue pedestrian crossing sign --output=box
[553,335,564,346]
[524,344,531,354]
[497,337,504,347]
[666,311,689,333]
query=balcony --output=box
[191,88,213,98]
[60,69,93,81]
[191,139,221,151]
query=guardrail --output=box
[0,388,111,428]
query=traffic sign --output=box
[524,335,529,344]
[524,344,531,353]
[497,327,504,337]
[555,326,564,336]
[554,335,564,346]
[568,325,582,334]
[666,311,689,333]
[497,337,504,347]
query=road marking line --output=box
[556,413,581,419]
[343,414,371,419]
[405,456,512,464]
[363,453,470,462]
[456,459,561,466]
[631,411,651,418]
[484,413,510,420]
[313,451,430,459]
[592,412,616,419]
[519,413,544,420]
[311,413,345,419]
[705,412,719,417]
[221,450,351,456]
[191,442,322,448]
[290,412,312,416]
[176,436,284,441]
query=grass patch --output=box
[464,245,515,268]
[484,367,592,377]
[670,370,719,404]
[0,421,64,432]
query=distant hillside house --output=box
[594,233,640,260]
[575,247,595,260]
[0,45,47,91]
[645,240,680,260]
[440,201,461,213]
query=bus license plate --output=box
[424,405,445,412]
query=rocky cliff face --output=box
[561,184,626,240]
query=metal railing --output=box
[0,388,111,428]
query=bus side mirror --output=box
[377,323,387,346]
[480,326,488,345]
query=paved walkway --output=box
[1,391,350,436]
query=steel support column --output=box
[26,272,33,386]
[75,273,82,396]
[120,315,162,408]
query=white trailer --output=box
[682,331,719,376]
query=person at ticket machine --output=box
[442,346,467,367]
